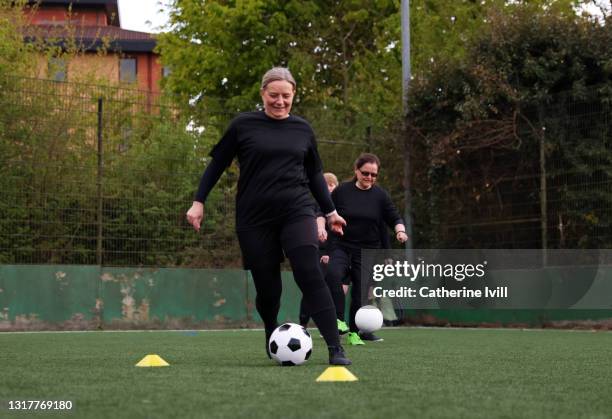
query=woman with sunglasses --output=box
[325,153,408,345]
[186,67,351,365]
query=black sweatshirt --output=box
[330,182,403,249]
[318,208,391,255]
[195,111,334,231]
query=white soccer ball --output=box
[355,305,384,333]
[268,323,313,366]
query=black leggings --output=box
[325,246,363,333]
[250,247,340,348]
[299,257,328,325]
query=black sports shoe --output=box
[328,345,352,365]
[358,332,384,342]
[265,325,278,359]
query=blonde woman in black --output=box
[186,68,351,365]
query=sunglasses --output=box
[358,170,378,178]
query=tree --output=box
[0,0,36,76]
[407,3,611,248]
[157,0,600,250]
[158,1,581,111]
[158,1,399,116]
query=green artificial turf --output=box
[1,328,611,419]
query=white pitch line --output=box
[404,325,612,333]
[0,325,610,335]
[0,328,266,335]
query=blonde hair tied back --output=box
[261,67,296,91]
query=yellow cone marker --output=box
[316,366,358,382]
[135,354,170,367]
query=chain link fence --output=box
[1,76,610,269]
[0,76,369,268]
[421,90,612,249]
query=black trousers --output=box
[299,255,328,325]
[324,245,364,333]
[237,215,340,347]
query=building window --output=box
[120,58,137,83]
[162,66,172,78]
[120,125,132,152]
[48,57,67,81]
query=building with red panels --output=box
[25,0,163,93]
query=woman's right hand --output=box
[316,216,328,242]
[186,201,204,232]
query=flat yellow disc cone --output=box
[135,354,170,367]
[316,366,358,382]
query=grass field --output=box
[1,327,612,419]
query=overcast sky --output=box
[116,0,610,34]
[117,0,170,33]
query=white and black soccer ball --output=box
[268,323,313,366]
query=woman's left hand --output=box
[327,212,346,236]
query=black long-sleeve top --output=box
[330,181,403,249]
[194,111,334,231]
[318,212,391,255]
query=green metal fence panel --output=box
[0,265,99,326]
[99,267,249,327]
[0,265,307,329]
[246,271,304,325]
[412,309,612,326]
[2,264,611,330]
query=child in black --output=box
[299,172,338,328]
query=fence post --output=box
[97,97,104,266]
[245,270,252,326]
[402,0,414,264]
[539,106,548,267]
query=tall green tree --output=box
[157,0,593,238]
[407,3,611,248]
[158,1,399,115]
[158,0,584,126]
[0,0,36,76]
